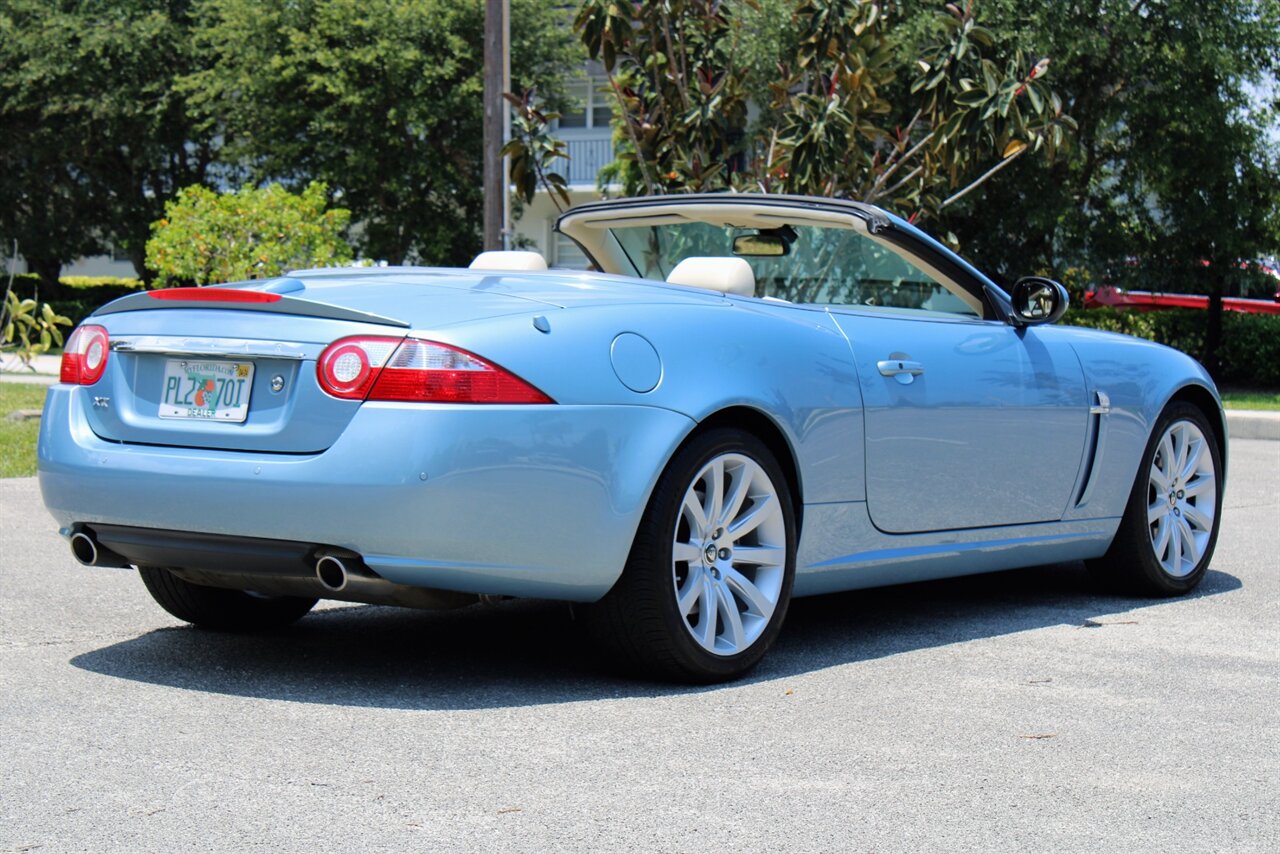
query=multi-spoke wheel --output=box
[586,428,796,682]
[1146,418,1217,577]
[1088,402,1223,596]
[672,453,788,656]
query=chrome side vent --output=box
[1075,390,1111,508]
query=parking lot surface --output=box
[2,439,1277,852]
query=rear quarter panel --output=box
[416,299,868,504]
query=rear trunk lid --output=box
[81,279,555,453]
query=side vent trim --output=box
[1075,390,1111,508]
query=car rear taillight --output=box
[315,336,553,404]
[369,339,553,403]
[60,325,110,385]
[316,336,402,400]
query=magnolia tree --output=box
[146,183,352,286]
[520,0,1075,226]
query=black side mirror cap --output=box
[1009,276,1069,325]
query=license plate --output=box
[159,359,254,422]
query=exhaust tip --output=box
[316,555,348,592]
[70,532,99,566]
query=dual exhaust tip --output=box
[315,554,360,592]
[70,529,367,593]
[69,531,130,569]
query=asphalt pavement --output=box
[1,440,1278,852]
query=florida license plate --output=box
[159,359,254,422]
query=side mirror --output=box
[1009,276,1069,325]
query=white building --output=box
[510,68,613,269]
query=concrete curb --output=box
[1226,410,1280,441]
[0,372,55,386]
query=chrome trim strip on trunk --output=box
[110,336,315,360]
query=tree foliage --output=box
[572,0,1074,221]
[503,90,573,212]
[183,0,577,266]
[0,0,216,285]
[934,0,1280,376]
[146,183,352,286]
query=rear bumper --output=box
[38,385,695,601]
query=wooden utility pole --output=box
[483,0,509,251]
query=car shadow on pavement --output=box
[70,561,1241,711]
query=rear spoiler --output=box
[92,281,409,328]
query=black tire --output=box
[585,427,797,683]
[1087,401,1224,596]
[138,566,317,630]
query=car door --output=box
[829,308,1089,533]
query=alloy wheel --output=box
[671,453,787,655]
[1147,419,1217,578]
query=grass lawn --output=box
[1220,389,1280,411]
[0,384,48,478]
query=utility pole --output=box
[483,0,510,251]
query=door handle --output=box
[877,359,925,378]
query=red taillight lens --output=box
[60,325,110,385]
[147,287,282,303]
[370,339,553,404]
[315,336,553,404]
[316,336,402,400]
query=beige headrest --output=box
[468,250,548,272]
[665,256,755,297]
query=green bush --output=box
[3,273,143,327]
[146,182,352,286]
[60,276,143,290]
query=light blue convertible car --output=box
[39,194,1226,681]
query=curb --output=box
[0,373,56,386]
[1225,410,1280,441]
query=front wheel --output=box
[586,428,797,683]
[1088,402,1223,596]
[138,566,317,630]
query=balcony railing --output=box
[562,137,614,187]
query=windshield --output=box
[609,221,976,315]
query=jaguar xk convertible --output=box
[38,194,1226,681]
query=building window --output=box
[553,232,590,270]
[558,75,612,130]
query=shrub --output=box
[146,182,353,286]
[2,274,144,328]
[1,291,72,367]
[60,276,143,290]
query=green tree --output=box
[573,0,1073,220]
[146,183,353,286]
[184,0,577,266]
[936,0,1280,376]
[0,0,217,286]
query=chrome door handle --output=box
[877,359,925,377]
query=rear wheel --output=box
[138,566,317,630]
[586,428,796,683]
[1088,402,1223,596]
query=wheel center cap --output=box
[704,543,719,564]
